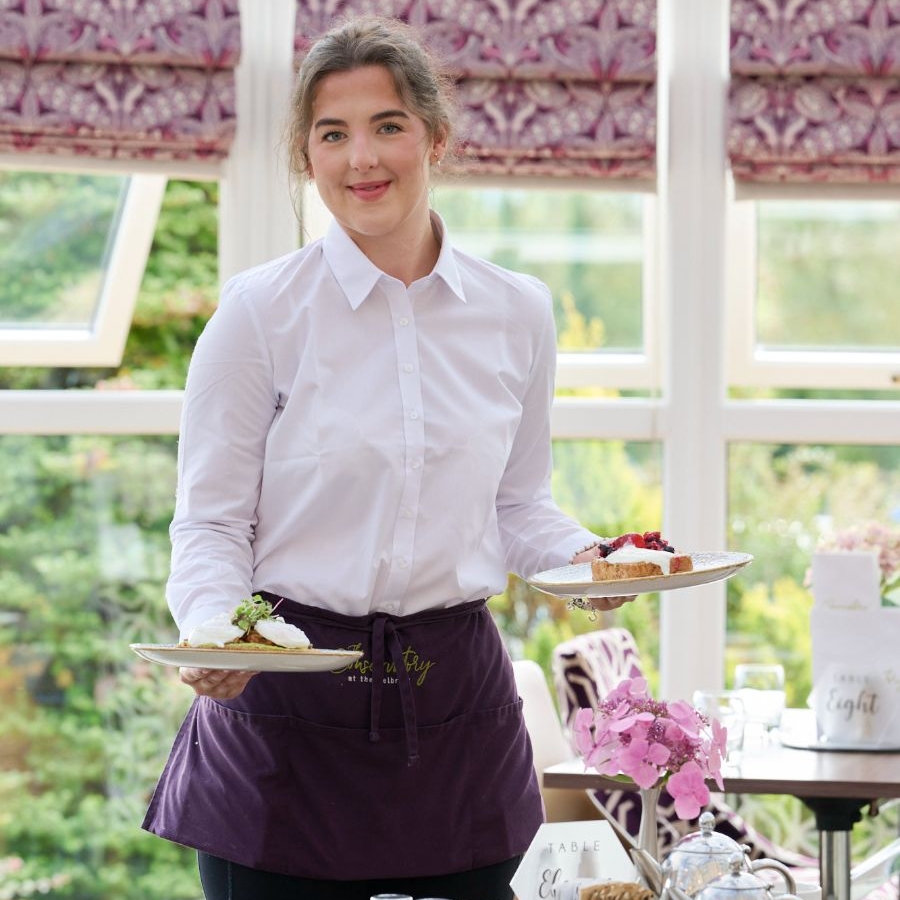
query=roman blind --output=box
[729,0,900,187]
[294,0,657,184]
[0,0,241,164]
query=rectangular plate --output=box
[130,643,363,673]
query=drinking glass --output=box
[734,663,786,734]
[692,688,746,763]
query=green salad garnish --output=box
[231,594,273,633]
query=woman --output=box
[143,15,630,900]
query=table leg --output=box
[803,798,868,900]
[819,830,852,900]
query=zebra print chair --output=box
[551,628,816,865]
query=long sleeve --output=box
[166,277,278,636]
[495,281,599,577]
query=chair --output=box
[551,628,816,866]
[512,658,599,824]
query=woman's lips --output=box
[349,181,390,201]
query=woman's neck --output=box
[353,213,441,287]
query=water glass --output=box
[692,688,746,762]
[734,663,786,733]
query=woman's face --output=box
[306,65,444,254]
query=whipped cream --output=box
[186,612,244,647]
[254,617,311,649]
[605,546,677,574]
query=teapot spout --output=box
[631,847,664,894]
[663,882,695,900]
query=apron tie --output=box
[368,614,420,766]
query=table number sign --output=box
[510,821,634,900]
[808,550,900,748]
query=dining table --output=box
[542,713,900,900]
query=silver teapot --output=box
[660,812,797,897]
[693,855,804,900]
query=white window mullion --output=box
[722,400,900,444]
[658,0,730,700]
[0,390,182,434]
[219,0,299,281]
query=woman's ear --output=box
[431,130,448,165]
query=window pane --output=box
[0,172,127,329]
[725,441,900,707]
[756,200,900,351]
[0,435,199,899]
[0,180,218,391]
[435,187,645,352]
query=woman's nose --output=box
[349,137,377,171]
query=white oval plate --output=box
[527,551,754,598]
[130,643,363,673]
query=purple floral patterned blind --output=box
[729,0,900,186]
[294,0,657,182]
[0,0,241,164]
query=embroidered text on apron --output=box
[142,597,544,880]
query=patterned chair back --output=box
[552,628,643,738]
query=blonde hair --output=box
[287,16,457,181]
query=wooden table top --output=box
[544,743,900,800]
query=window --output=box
[0,170,166,367]
[727,197,900,391]
[436,185,658,391]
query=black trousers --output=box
[198,851,521,900]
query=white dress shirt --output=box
[167,214,598,635]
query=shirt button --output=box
[410,459,421,469]
[403,363,413,373]
[399,317,409,326]
[397,558,409,569]
[410,411,419,420]
[401,507,413,518]
[384,602,398,613]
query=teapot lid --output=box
[670,812,745,856]
[700,854,770,896]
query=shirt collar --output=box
[322,212,467,310]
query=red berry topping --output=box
[610,532,646,550]
[607,530,676,553]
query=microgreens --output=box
[231,594,273,633]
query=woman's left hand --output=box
[569,544,637,610]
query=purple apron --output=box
[142,596,544,880]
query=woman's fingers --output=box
[180,667,258,699]
[589,595,638,612]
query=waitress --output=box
[143,15,632,900]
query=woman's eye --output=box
[321,131,344,143]
[379,123,402,135]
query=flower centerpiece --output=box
[574,676,727,862]
[814,522,900,607]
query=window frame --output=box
[726,197,900,391]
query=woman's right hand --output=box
[180,667,258,699]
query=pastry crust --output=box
[591,554,693,581]
[578,883,655,900]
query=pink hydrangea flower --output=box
[573,676,727,822]
[667,760,711,819]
